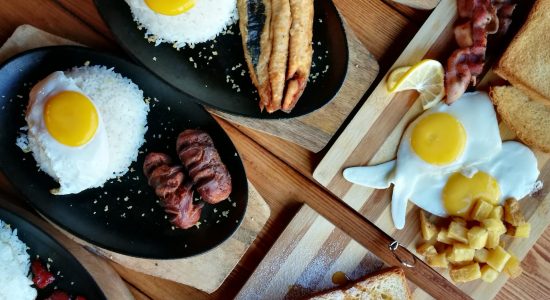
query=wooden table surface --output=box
[1,1,548,299]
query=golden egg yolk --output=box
[44,91,98,147]
[442,172,500,218]
[411,113,466,165]
[144,0,196,16]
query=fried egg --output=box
[344,92,540,229]
[26,71,110,195]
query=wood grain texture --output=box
[314,0,550,298]
[392,0,440,10]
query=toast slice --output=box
[309,267,412,300]
[490,86,550,153]
[494,0,550,105]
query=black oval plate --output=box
[0,46,248,259]
[0,206,106,299]
[94,0,348,119]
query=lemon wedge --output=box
[386,59,445,110]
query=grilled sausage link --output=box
[143,152,202,229]
[176,130,232,204]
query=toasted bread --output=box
[309,267,411,300]
[490,86,550,153]
[494,0,550,105]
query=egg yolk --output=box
[442,172,500,218]
[144,0,195,16]
[411,113,466,165]
[44,91,98,147]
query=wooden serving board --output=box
[313,0,550,299]
[0,25,271,294]
[0,199,133,300]
[210,20,378,153]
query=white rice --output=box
[125,0,238,48]
[0,219,37,300]
[65,66,149,181]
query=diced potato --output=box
[509,223,531,238]
[480,265,500,283]
[448,221,469,244]
[447,243,475,263]
[427,253,448,268]
[489,206,504,220]
[485,231,501,249]
[417,243,437,256]
[482,218,507,235]
[471,199,494,221]
[486,246,511,272]
[450,263,481,283]
[437,228,454,244]
[452,217,467,226]
[419,210,438,241]
[504,255,523,278]
[468,226,488,250]
[474,248,489,263]
[504,198,526,226]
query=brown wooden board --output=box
[0,25,271,294]
[313,0,550,298]
[211,20,378,153]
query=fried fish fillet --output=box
[283,0,314,112]
[267,0,291,113]
[237,0,273,111]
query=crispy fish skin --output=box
[282,0,314,112]
[237,0,273,111]
[267,0,291,113]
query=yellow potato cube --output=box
[485,231,501,249]
[448,221,469,244]
[504,198,526,226]
[450,263,481,283]
[474,248,489,263]
[471,199,494,221]
[482,218,507,235]
[437,228,454,244]
[419,210,438,241]
[427,253,448,269]
[447,243,475,263]
[486,246,511,272]
[489,206,504,220]
[468,226,488,250]
[511,223,531,238]
[452,217,467,226]
[480,265,500,283]
[504,255,523,278]
[417,243,437,256]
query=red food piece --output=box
[44,291,70,300]
[31,259,55,289]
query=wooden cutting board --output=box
[0,199,133,300]
[236,204,435,299]
[0,25,271,294]
[313,0,550,299]
[210,19,378,153]
[392,0,440,10]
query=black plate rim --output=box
[0,45,249,259]
[93,0,350,120]
[0,205,107,299]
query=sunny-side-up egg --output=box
[343,92,540,229]
[20,66,150,195]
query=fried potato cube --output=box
[452,217,467,226]
[480,265,500,283]
[427,253,449,268]
[471,199,494,221]
[419,210,438,241]
[504,255,523,278]
[417,242,437,256]
[485,231,501,249]
[437,228,454,244]
[468,226,488,250]
[447,243,475,263]
[482,218,507,235]
[504,198,526,226]
[489,206,504,220]
[474,248,489,263]
[450,263,481,283]
[486,246,511,272]
[448,221,469,244]
[509,223,531,238]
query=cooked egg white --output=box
[343,92,540,229]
